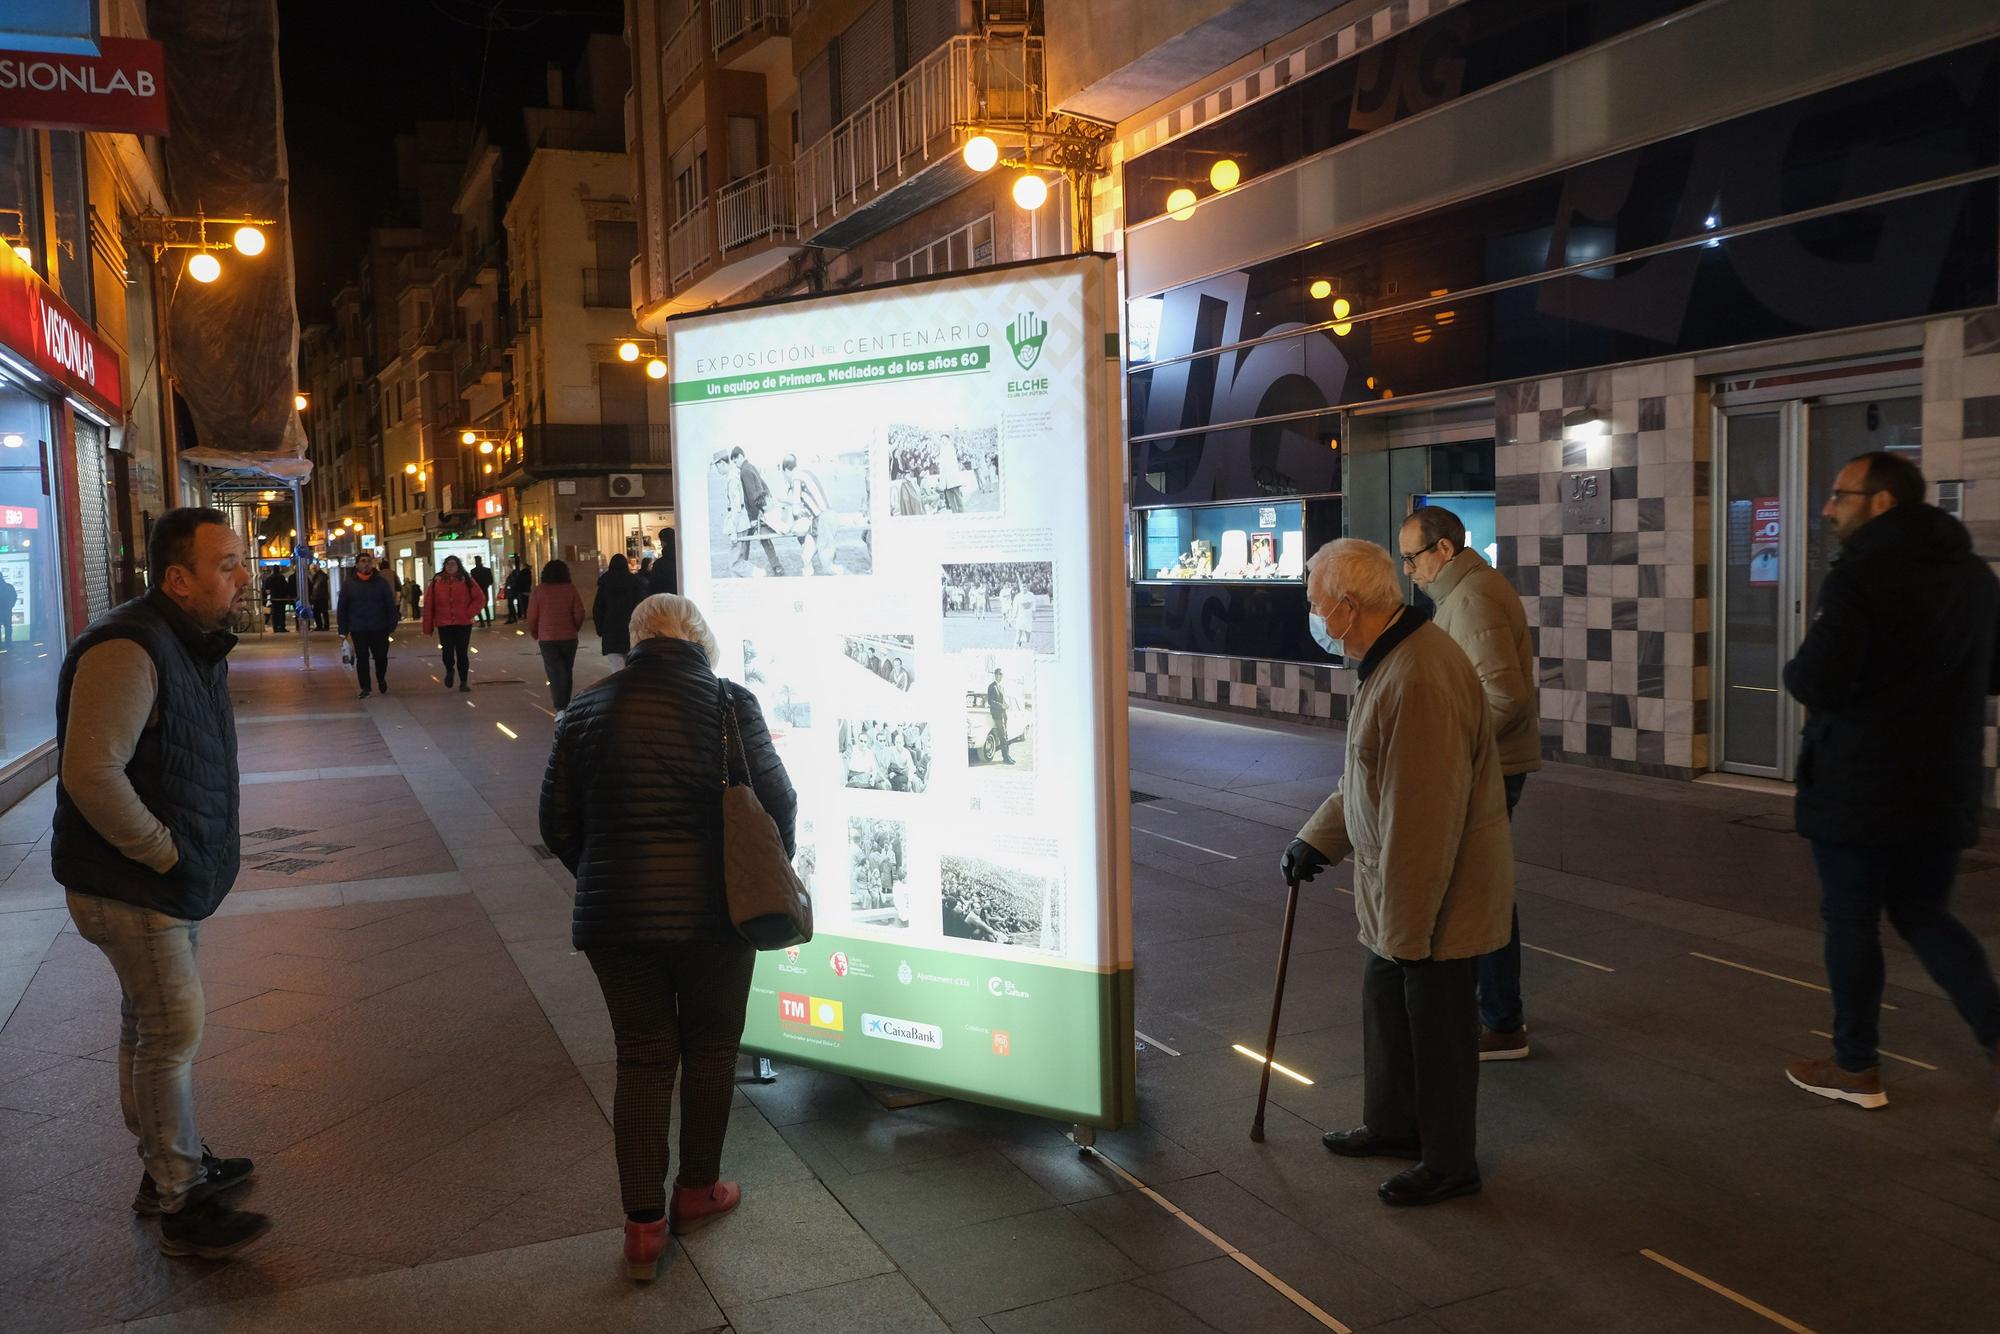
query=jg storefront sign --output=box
[0,37,167,135]
[0,246,120,414]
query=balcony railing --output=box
[515,283,542,324]
[711,0,788,55]
[795,34,1044,238]
[663,11,704,104]
[582,266,634,309]
[668,202,714,286]
[515,423,672,473]
[717,165,797,253]
[457,341,504,390]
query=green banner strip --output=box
[742,933,1137,1128]
[672,345,991,404]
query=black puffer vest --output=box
[53,590,242,920]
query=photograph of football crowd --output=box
[708,444,872,578]
[960,653,1033,771]
[838,719,933,793]
[940,561,1054,655]
[887,423,1001,517]
[847,817,911,930]
[841,633,916,694]
[940,852,1064,953]
[741,638,812,729]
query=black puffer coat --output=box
[541,635,797,948]
[591,566,646,656]
[1785,502,2000,849]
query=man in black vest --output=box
[54,507,271,1259]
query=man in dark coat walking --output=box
[337,551,400,697]
[470,555,496,625]
[1781,451,2000,1137]
[54,507,270,1258]
[646,527,678,596]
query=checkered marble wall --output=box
[1130,650,1352,726]
[1494,361,1711,777]
[1919,310,2000,808]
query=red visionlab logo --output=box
[778,993,809,1024]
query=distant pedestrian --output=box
[1402,505,1540,1061]
[0,566,15,645]
[539,594,796,1281]
[647,527,678,595]
[1781,451,2000,1135]
[337,551,398,698]
[470,555,496,625]
[504,555,531,624]
[525,559,586,711]
[260,565,292,633]
[54,506,269,1258]
[592,553,646,662]
[307,564,331,631]
[638,556,654,581]
[423,555,485,693]
[1283,538,1512,1207]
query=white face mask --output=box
[1309,601,1356,658]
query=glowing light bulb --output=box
[293,393,308,411]
[232,226,266,257]
[461,430,477,445]
[1331,297,1353,337]
[962,135,999,173]
[645,358,667,380]
[478,440,494,454]
[1208,159,1240,191]
[1012,174,1048,211]
[1166,188,1198,221]
[1,433,22,449]
[188,252,221,283]
[1309,280,1331,300]
[617,341,639,362]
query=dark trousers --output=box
[268,601,288,633]
[506,592,527,623]
[585,942,755,1216]
[1363,952,1480,1176]
[1476,773,1529,1032]
[438,624,471,683]
[1813,840,2000,1072]
[350,630,388,691]
[540,640,579,711]
[312,600,330,630]
[475,587,493,623]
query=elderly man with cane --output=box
[1259,538,1513,1206]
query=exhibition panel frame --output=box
[669,253,1137,1129]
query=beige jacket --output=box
[1298,615,1514,961]
[1427,548,1541,776]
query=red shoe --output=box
[623,1216,667,1280]
[669,1179,741,1236]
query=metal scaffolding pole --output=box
[290,478,310,669]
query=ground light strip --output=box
[1690,953,1898,1009]
[1809,1031,1936,1071]
[1133,1030,1181,1056]
[1085,1148,1352,1333]
[1523,942,1617,972]
[495,723,518,740]
[1640,1249,1819,1333]
[1130,824,1239,860]
[1231,1043,1313,1085]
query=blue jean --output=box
[1812,840,2000,1072]
[1476,773,1529,1033]
[65,890,208,1212]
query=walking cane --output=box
[1250,873,1303,1143]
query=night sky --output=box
[279,0,621,324]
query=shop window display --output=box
[0,373,65,773]
[1137,501,1304,581]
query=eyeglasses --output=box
[1827,488,1879,505]
[1399,538,1442,569]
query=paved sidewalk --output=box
[0,627,1996,1332]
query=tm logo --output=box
[1006,312,1047,371]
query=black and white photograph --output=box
[708,444,872,578]
[841,633,917,694]
[960,653,1035,772]
[838,720,933,793]
[887,423,1002,517]
[846,817,911,930]
[793,816,818,898]
[940,853,1065,953]
[940,561,1055,655]
[741,638,812,729]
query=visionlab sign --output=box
[0,38,167,135]
[0,245,121,413]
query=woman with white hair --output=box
[539,593,797,1280]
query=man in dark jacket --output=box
[470,555,496,625]
[1782,451,2000,1134]
[647,527,678,596]
[337,551,399,698]
[54,507,270,1258]
[504,556,532,623]
[260,565,292,633]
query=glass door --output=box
[1716,405,1795,776]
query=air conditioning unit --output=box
[609,473,645,499]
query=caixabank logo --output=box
[861,1013,943,1050]
[1005,311,1050,399]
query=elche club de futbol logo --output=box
[1006,312,1047,371]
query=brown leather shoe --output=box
[623,1216,667,1280]
[1478,1026,1530,1062]
[1785,1057,1886,1109]
[669,1179,741,1235]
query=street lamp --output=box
[129,210,277,285]
[618,336,667,381]
[956,114,1114,252]
[293,392,309,411]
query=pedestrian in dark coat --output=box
[1780,450,2000,1132]
[337,552,399,697]
[540,593,795,1280]
[647,527,678,595]
[592,554,646,660]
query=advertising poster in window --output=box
[670,255,1135,1127]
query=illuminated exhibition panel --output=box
[670,254,1136,1128]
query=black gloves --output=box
[1280,839,1329,884]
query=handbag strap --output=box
[716,679,751,789]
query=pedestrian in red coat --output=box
[422,555,486,692]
